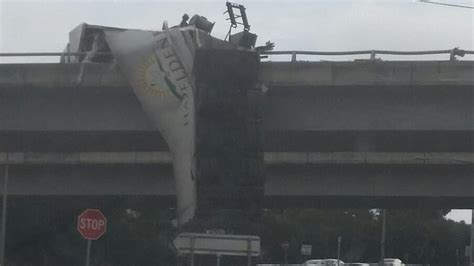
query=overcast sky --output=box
[1,0,473,62]
[0,0,473,223]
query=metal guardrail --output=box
[0,52,108,57]
[0,48,473,62]
[261,48,474,62]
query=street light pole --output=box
[337,236,341,266]
[380,209,386,266]
[470,209,473,266]
[0,165,9,266]
[455,248,459,266]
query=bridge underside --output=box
[0,61,473,209]
[1,156,472,209]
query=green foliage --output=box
[3,197,471,265]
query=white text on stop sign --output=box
[79,218,105,231]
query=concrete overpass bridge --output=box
[0,59,473,208]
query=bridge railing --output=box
[261,48,474,62]
[1,48,473,62]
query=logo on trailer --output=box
[136,56,175,98]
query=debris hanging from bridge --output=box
[104,24,199,226]
[63,10,265,229]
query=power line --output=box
[419,0,474,9]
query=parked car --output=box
[304,258,345,266]
[384,258,404,266]
[345,263,370,266]
[304,259,325,265]
[323,259,345,266]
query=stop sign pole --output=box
[84,238,92,266]
[77,209,107,266]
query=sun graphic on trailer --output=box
[136,56,182,99]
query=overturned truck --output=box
[61,9,266,234]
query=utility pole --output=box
[380,209,386,266]
[0,165,9,266]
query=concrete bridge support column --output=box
[190,48,264,232]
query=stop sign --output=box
[77,209,107,240]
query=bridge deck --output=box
[0,61,472,133]
[0,61,472,207]
[1,61,473,91]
